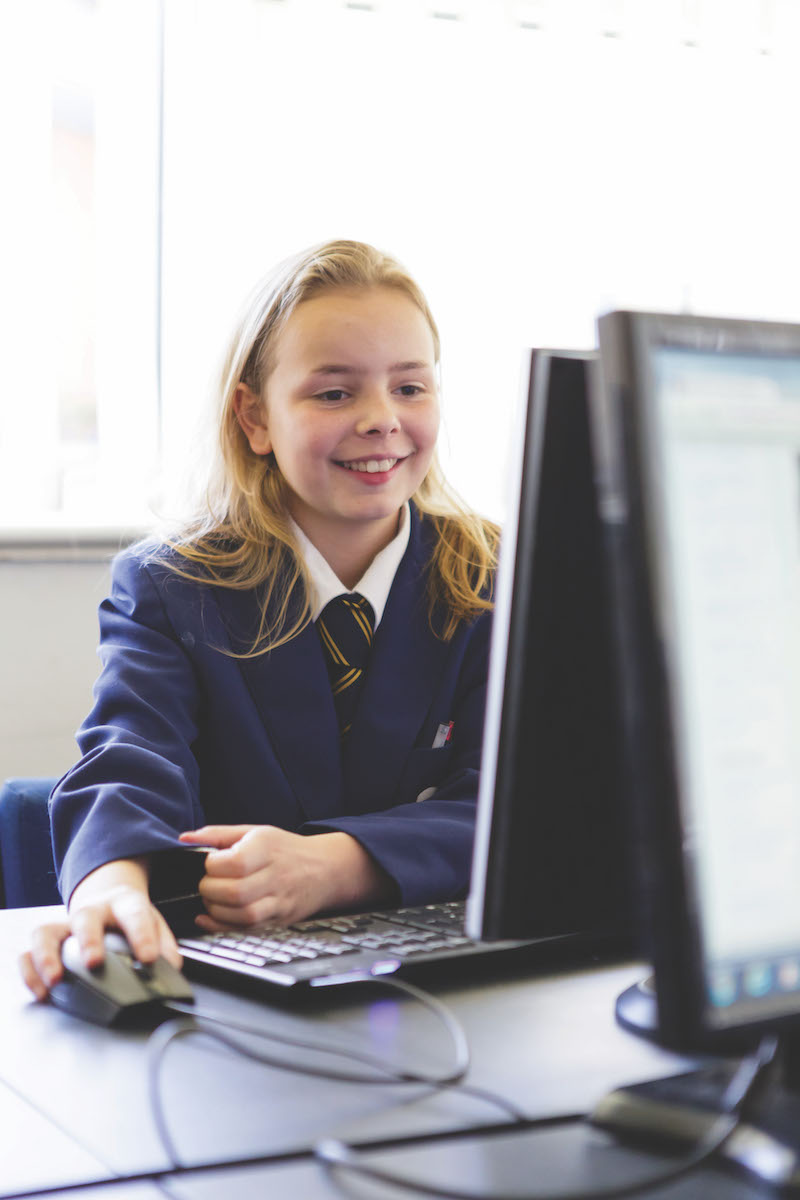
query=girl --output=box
[21,240,498,998]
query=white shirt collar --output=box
[289,503,411,628]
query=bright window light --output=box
[0,0,161,534]
[3,0,800,533]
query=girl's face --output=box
[236,286,440,559]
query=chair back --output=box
[0,778,61,907]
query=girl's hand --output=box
[18,859,181,1001]
[180,825,394,929]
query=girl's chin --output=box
[289,497,404,533]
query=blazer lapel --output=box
[342,511,450,813]
[219,587,344,823]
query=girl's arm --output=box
[52,547,206,903]
[19,857,181,1000]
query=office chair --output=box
[0,777,61,907]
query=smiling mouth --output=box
[336,456,405,473]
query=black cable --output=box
[314,1035,780,1200]
[163,980,525,1116]
[149,976,525,1169]
[164,975,470,1086]
[366,976,530,1120]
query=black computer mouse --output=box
[48,931,194,1027]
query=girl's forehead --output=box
[275,286,437,364]
[290,284,419,324]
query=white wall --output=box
[0,555,112,783]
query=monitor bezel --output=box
[466,347,539,939]
[468,346,631,946]
[595,309,800,1052]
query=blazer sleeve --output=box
[301,610,492,907]
[51,548,205,903]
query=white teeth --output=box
[341,458,397,473]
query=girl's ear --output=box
[233,384,272,455]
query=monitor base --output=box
[614,974,659,1038]
[605,980,800,1191]
[592,1056,800,1191]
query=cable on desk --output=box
[369,976,530,1122]
[149,976,525,1170]
[161,976,471,1085]
[315,1034,779,1200]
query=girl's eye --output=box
[396,384,423,397]
[316,390,349,403]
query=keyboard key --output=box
[208,946,251,963]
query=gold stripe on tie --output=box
[333,668,361,696]
[317,593,376,738]
[348,602,374,643]
[317,618,348,666]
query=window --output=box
[0,0,161,533]
[4,0,800,533]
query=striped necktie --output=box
[317,593,376,738]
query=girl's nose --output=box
[355,390,401,436]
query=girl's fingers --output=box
[107,891,164,963]
[182,825,285,880]
[179,825,256,850]
[155,911,183,969]
[202,827,284,879]
[70,889,161,965]
[198,866,272,908]
[19,951,49,1001]
[69,905,111,968]
[22,921,72,996]
[199,895,280,928]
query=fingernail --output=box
[83,945,102,968]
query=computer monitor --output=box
[467,349,633,947]
[592,310,800,1183]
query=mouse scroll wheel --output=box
[131,960,154,981]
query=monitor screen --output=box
[467,349,633,946]
[595,311,800,1049]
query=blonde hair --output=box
[166,239,497,652]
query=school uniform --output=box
[50,503,493,909]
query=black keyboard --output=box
[177,900,535,993]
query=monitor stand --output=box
[614,974,659,1038]
[591,977,800,1191]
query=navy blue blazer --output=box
[51,507,494,908]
